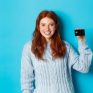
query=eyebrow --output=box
[40,22,55,24]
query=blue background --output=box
[0,0,93,93]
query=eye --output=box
[41,23,45,26]
[50,23,55,26]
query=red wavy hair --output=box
[31,10,66,60]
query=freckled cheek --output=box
[41,29,46,32]
[51,27,56,32]
[39,28,44,32]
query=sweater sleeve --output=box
[68,39,93,73]
[21,42,35,93]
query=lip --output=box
[44,31,51,35]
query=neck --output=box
[46,38,51,43]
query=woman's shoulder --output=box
[63,40,71,48]
[24,40,32,46]
[63,40,73,54]
[23,40,32,51]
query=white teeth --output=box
[44,32,51,35]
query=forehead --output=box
[40,17,55,23]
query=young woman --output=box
[21,10,92,93]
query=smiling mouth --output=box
[44,31,51,35]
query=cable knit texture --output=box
[21,39,92,93]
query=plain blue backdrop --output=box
[0,0,93,93]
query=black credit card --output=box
[75,29,85,36]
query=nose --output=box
[46,25,50,31]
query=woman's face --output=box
[39,17,56,42]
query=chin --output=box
[45,36,52,39]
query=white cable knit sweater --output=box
[21,39,92,93]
